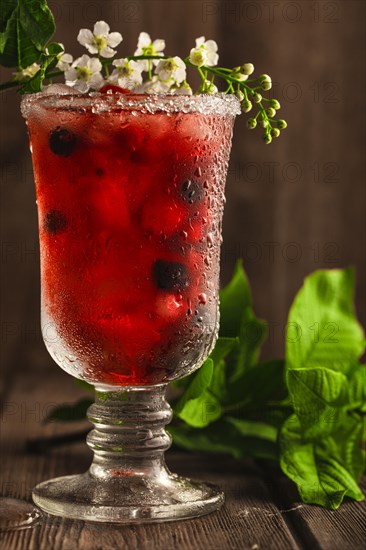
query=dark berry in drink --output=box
[44,210,68,234]
[181,179,203,204]
[153,260,189,291]
[49,127,77,157]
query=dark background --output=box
[1,0,365,390]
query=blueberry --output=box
[49,127,77,156]
[44,210,68,234]
[181,179,203,204]
[153,260,189,291]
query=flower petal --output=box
[206,52,219,66]
[62,53,73,63]
[204,39,218,52]
[100,46,116,58]
[129,60,144,74]
[108,69,119,83]
[73,54,90,69]
[195,36,205,47]
[112,57,127,68]
[65,68,78,82]
[93,21,110,37]
[137,32,151,48]
[107,32,123,48]
[152,38,165,52]
[77,29,94,47]
[89,73,105,89]
[85,44,99,55]
[88,57,103,72]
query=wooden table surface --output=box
[1,368,365,550]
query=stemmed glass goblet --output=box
[21,90,240,522]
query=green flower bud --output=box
[236,90,245,102]
[259,74,271,83]
[271,128,280,138]
[266,107,276,118]
[269,99,281,110]
[231,71,247,82]
[242,100,253,113]
[253,93,262,103]
[263,133,272,144]
[247,117,257,129]
[241,63,254,75]
[261,80,272,91]
[260,118,269,128]
[277,119,287,129]
[232,66,241,72]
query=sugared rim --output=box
[21,91,241,118]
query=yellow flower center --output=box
[94,36,108,53]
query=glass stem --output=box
[86,385,172,480]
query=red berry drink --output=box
[22,91,239,386]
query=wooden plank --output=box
[259,463,366,550]
[0,369,301,550]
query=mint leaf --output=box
[173,358,222,427]
[280,414,364,509]
[0,0,55,69]
[286,268,364,376]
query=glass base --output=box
[33,471,224,523]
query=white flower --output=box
[171,81,193,95]
[78,21,122,58]
[155,57,186,84]
[13,63,40,81]
[134,32,165,70]
[65,55,104,92]
[189,36,218,67]
[56,45,73,71]
[135,76,172,94]
[201,79,218,94]
[109,58,144,89]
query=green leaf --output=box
[227,359,287,409]
[280,414,364,509]
[219,259,251,338]
[348,364,366,412]
[286,268,365,376]
[19,41,63,93]
[44,398,92,423]
[74,378,94,393]
[209,337,238,401]
[286,367,349,438]
[226,416,278,444]
[174,359,221,427]
[209,336,239,365]
[169,416,278,461]
[220,260,267,385]
[209,359,227,401]
[0,0,55,69]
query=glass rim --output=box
[21,90,242,118]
